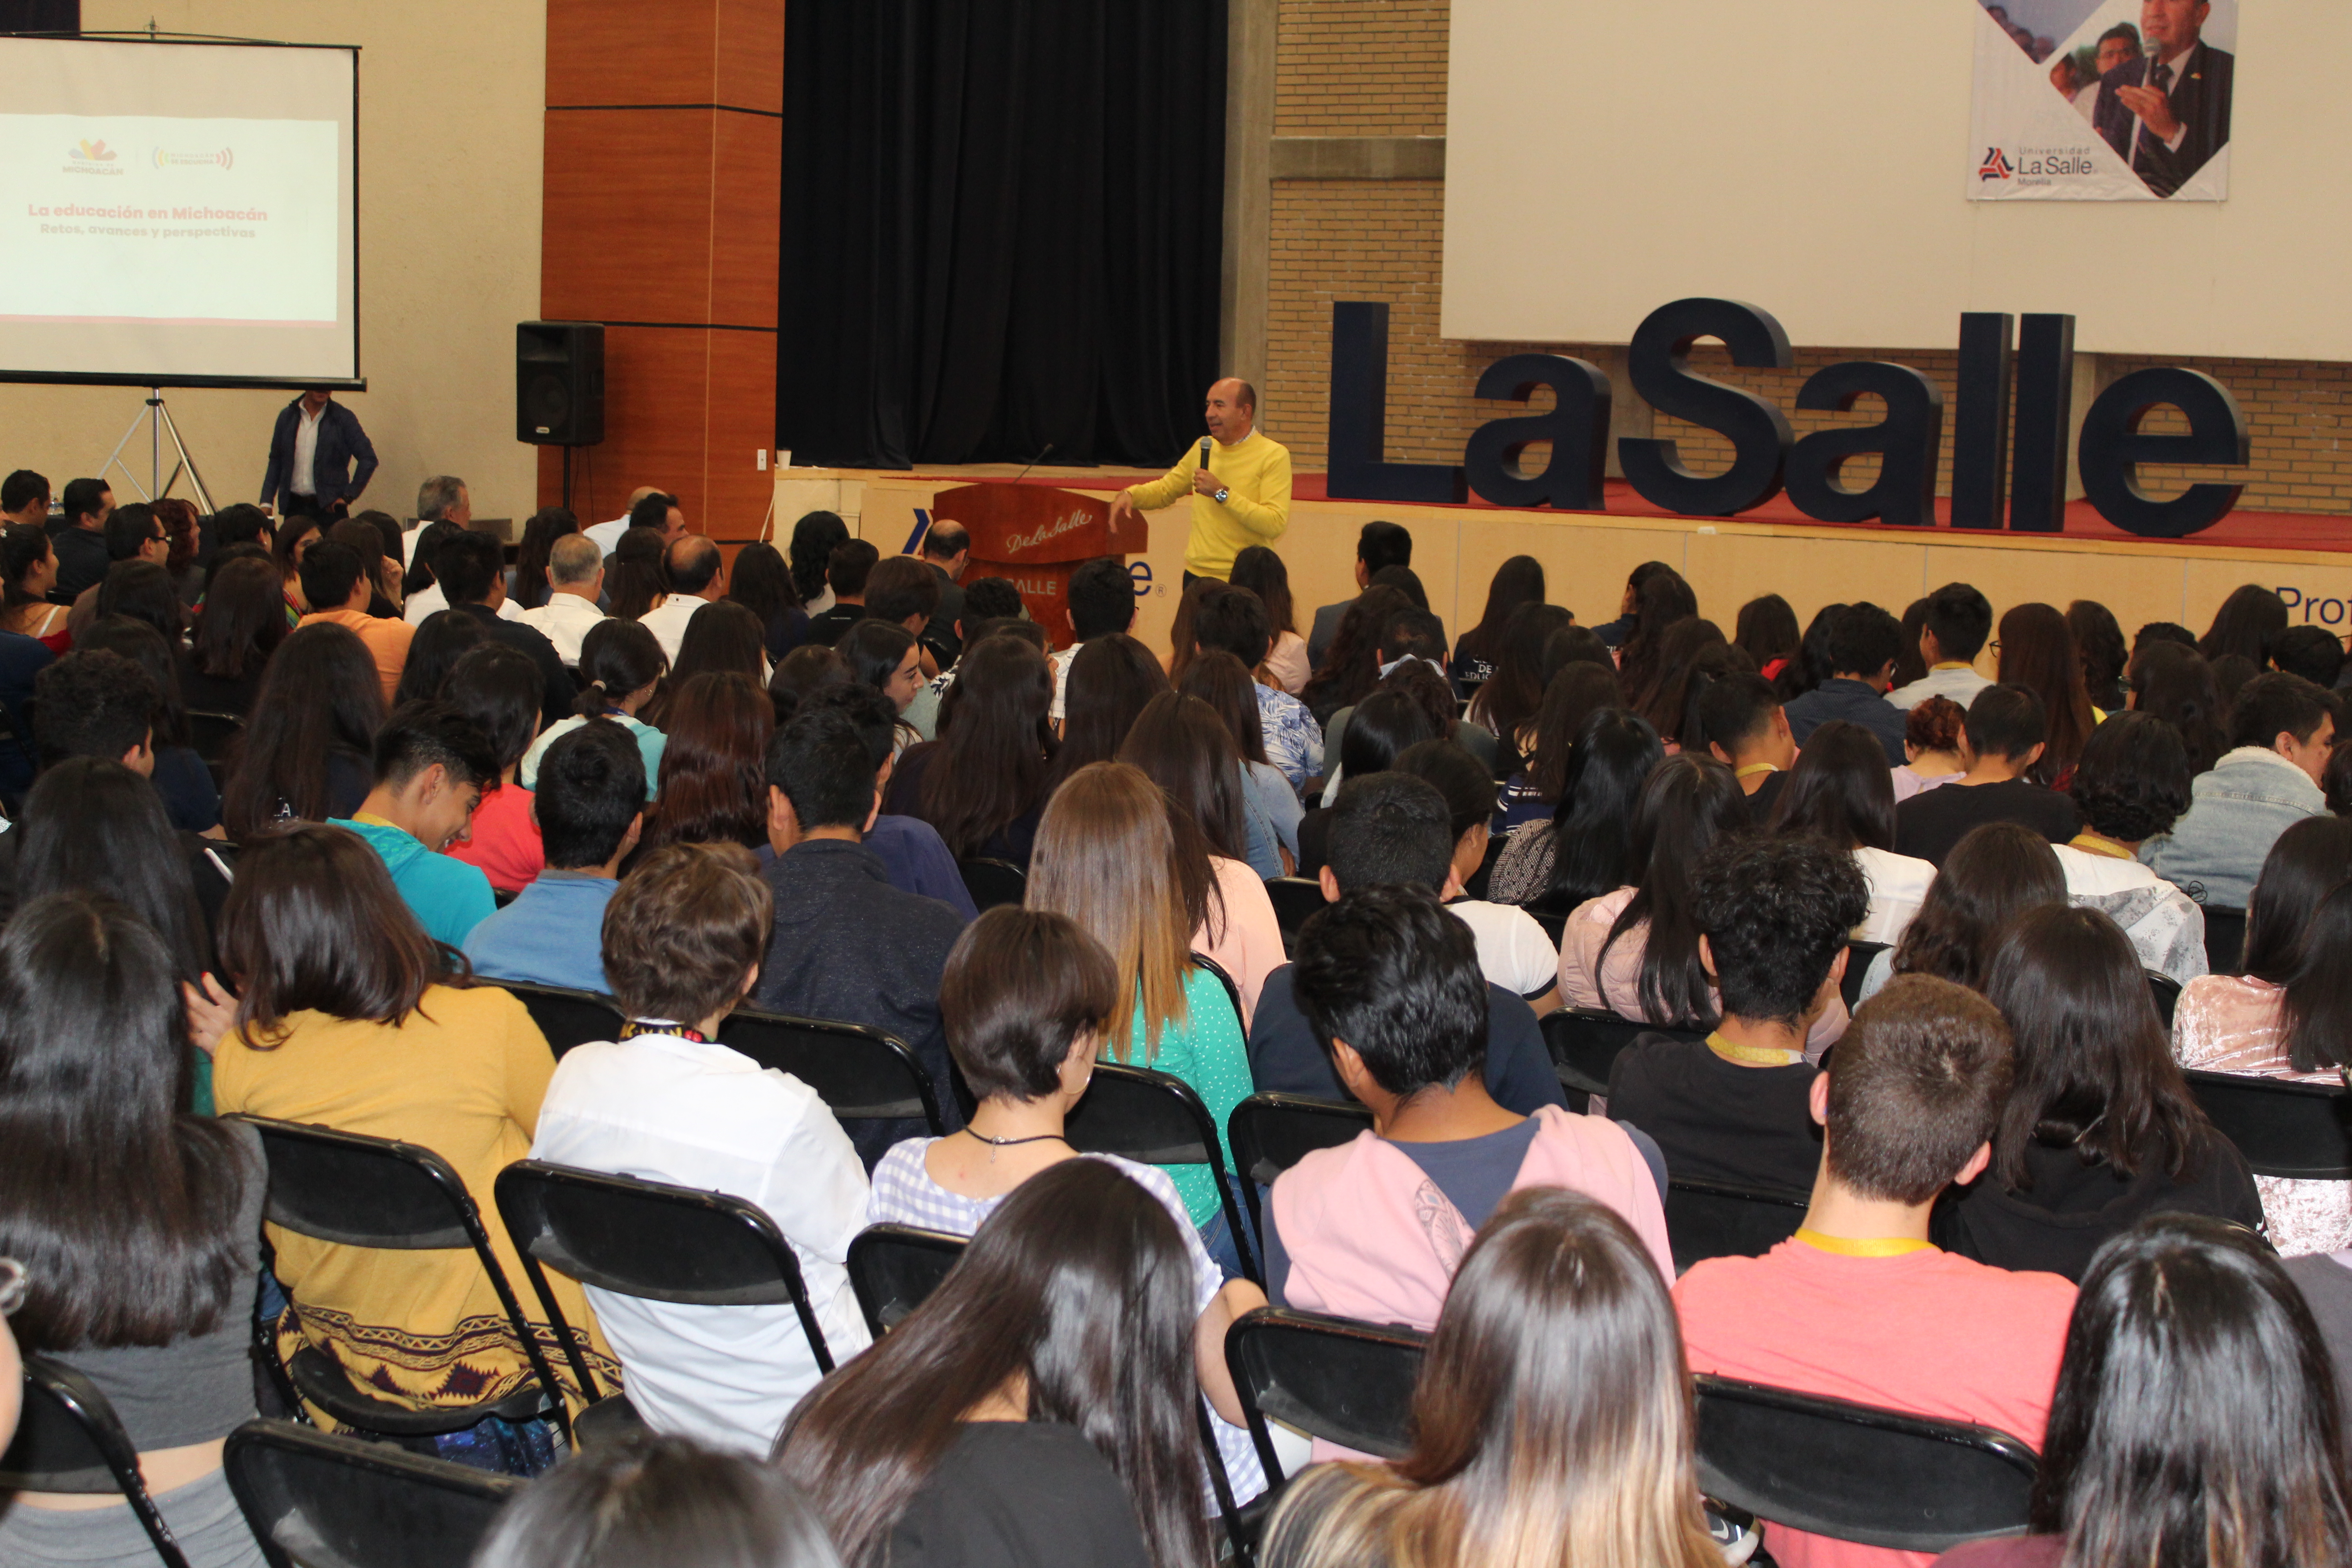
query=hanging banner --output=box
[1968,0,2234,201]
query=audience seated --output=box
[2054,710,2208,982]
[520,618,668,800]
[2144,670,2335,909]
[1488,708,1663,908]
[1691,669,1796,819]
[212,825,613,1441]
[805,540,877,647]
[1892,684,2078,867]
[472,1433,841,1568]
[1321,608,1499,784]
[865,905,1266,1503]
[0,895,268,1568]
[1247,772,1567,1116]
[1301,583,1414,729]
[1392,738,1558,1008]
[58,499,159,627]
[666,599,772,702]
[1230,543,1309,693]
[0,520,70,650]
[327,700,497,946]
[1269,884,1672,1332]
[294,539,412,706]
[1179,648,1301,872]
[2271,623,2346,690]
[1938,1216,2352,1568]
[1494,662,1619,833]
[435,529,577,726]
[1607,834,1866,1194]
[2068,599,2128,712]
[464,719,645,992]
[754,705,968,1164]
[1262,1187,1724,1568]
[885,634,1056,868]
[41,624,218,835]
[391,605,486,707]
[1447,554,1545,692]
[179,554,286,718]
[1047,559,1144,725]
[1994,603,2100,788]
[1673,974,2078,1568]
[515,532,608,666]
[533,842,870,1454]
[1464,602,1573,778]
[725,540,809,666]
[1053,632,1170,789]
[1294,686,1436,874]
[439,643,549,894]
[2173,815,2352,1255]
[1857,822,2068,1003]
[1116,692,1286,1017]
[1306,519,1414,668]
[1781,601,1909,764]
[780,1161,1212,1567]
[641,671,772,854]
[1940,906,2260,1281]
[1193,583,1323,790]
[602,525,671,624]
[797,682,977,918]
[217,620,383,838]
[1891,695,1968,802]
[1885,582,1994,711]
[1770,719,1937,945]
[2128,637,2229,778]
[631,535,728,664]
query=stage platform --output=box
[769,466,2352,657]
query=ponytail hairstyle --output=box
[573,618,670,720]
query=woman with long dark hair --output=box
[0,522,68,649]
[1488,708,1663,910]
[1056,632,1171,782]
[788,510,850,615]
[606,525,671,623]
[1862,821,2067,1002]
[1318,659,1466,808]
[1293,687,1440,878]
[640,671,772,853]
[1770,719,1937,945]
[653,599,771,725]
[1640,623,1738,749]
[212,827,611,1458]
[1465,601,1576,776]
[1263,1188,1723,1568]
[837,617,923,714]
[1732,592,1800,684]
[474,1435,843,1568]
[1944,905,2259,1281]
[725,539,809,661]
[441,643,548,895]
[1996,603,2099,788]
[1180,650,1300,873]
[180,554,287,715]
[1230,545,1306,694]
[2200,583,2289,668]
[1936,1215,2352,1568]
[2066,598,2127,712]
[1494,662,1623,833]
[1300,583,1413,728]
[94,558,187,646]
[271,512,323,615]
[390,607,487,706]
[1776,600,1845,704]
[779,1160,1211,1568]
[1612,568,1699,711]
[0,893,269,1568]
[2128,638,2230,777]
[1451,554,1546,692]
[520,617,668,798]
[218,619,383,839]
[507,506,577,612]
[887,634,1057,867]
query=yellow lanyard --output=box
[2068,832,2135,860]
[1795,1229,1937,1257]
[1734,762,1780,779]
[1705,1031,1804,1068]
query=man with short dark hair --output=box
[333,700,500,946]
[917,519,969,668]
[1783,601,1910,764]
[1607,836,1868,1195]
[1674,975,2077,1568]
[294,539,414,706]
[1886,582,1994,711]
[1307,520,1413,668]
[2144,670,2336,907]
[861,555,942,639]
[638,533,727,662]
[2272,625,2344,690]
[463,720,646,992]
[0,470,49,530]
[806,540,878,647]
[1268,883,1671,1321]
[755,706,968,1164]
[260,387,378,524]
[582,484,666,556]
[63,500,170,644]
[1894,684,2080,866]
[49,479,116,601]
[1047,556,1137,723]
[436,529,577,726]
[2090,0,2234,199]
[33,649,158,774]
[1320,609,1498,790]
[1196,583,1323,789]
[796,682,975,917]
[57,475,109,539]
[1693,671,1796,816]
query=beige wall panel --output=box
[1455,519,1687,632]
[1926,543,2186,662]
[2184,558,2352,640]
[1685,530,1927,639]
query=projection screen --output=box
[0,36,359,388]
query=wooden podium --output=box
[926,484,1149,649]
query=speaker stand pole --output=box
[562,447,573,513]
[97,387,219,514]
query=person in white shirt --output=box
[636,534,728,662]
[583,485,666,557]
[2056,710,2210,983]
[1886,581,1995,712]
[531,841,871,1455]
[400,475,469,571]
[519,533,609,666]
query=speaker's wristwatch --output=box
[1213,486,1231,505]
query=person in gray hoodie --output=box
[2142,672,2337,910]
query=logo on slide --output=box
[152,146,235,171]
[1978,147,2015,181]
[67,138,117,163]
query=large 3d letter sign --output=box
[1326,299,2252,539]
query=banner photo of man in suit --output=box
[1967,0,2234,202]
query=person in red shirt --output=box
[1673,973,2078,1568]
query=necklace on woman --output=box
[960,1128,1068,1148]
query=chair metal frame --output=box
[845,1223,971,1338]
[2184,1067,2352,1179]
[718,1004,948,1133]
[1662,1176,1812,1274]
[491,981,626,1058]
[958,856,1026,912]
[1223,1306,1427,1485]
[2,1353,191,1568]
[223,1417,524,1568]
[1842,941,1889,1011]
[1224,1093,1373,1248]
[1065,1059,1262,1285]
[1539,1007,1708,1099]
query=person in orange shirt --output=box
[296,538,413,707]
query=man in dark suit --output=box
[260,388,378,523]
[2092,0,2233,199]
[1306,519,1414,668]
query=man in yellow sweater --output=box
[1111,377,1291,582]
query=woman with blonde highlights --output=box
[1262,1186,1722,1568]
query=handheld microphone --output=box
[1200,436,1213,480]
[1013,441,1055,484]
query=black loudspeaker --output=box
[516,322,604,445]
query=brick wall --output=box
[1261,4,2352,515]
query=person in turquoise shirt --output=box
[333,701,499,949]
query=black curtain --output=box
[778,0,1225,469]
[0,1,79,33]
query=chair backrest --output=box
[1540,1008,1708,1098]
[225,1418,522,1568]
[1225,1308,1426,1478]
[959,857,1026,912]
[2203,906,2247,974]
[1064,1060,1260,1283]
[494,1160,810,1308]
[1694,1375,2037,1553]
[238,1116,483,1250]
[1226,1093,1372,1245]
[1842,941,1889,1010]
[186,709,245,764]
[2185,1068,2352,1178]
[1191,951,1246,1034]
[846,1224,969,1336]
[2,1354,190,1567]
[1264,876,1327,952]
[2146,969,2182,1029]
[717,1006,946,1132]
[496,982,626,1058]
[1664,1177,1811,1274]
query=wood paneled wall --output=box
[538,0,783,539]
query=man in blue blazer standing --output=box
[260,388,378,523]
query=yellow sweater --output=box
[1124,427,1293,578]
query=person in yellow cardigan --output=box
[211,823,617,1446]
[1112,377,1291,583]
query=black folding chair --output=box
[224,1418,522,1568]
[0,694,43,801]
[1694,1375,2037,1553]
[2202,906,2247,974]
[495,981,625,1058]
[231,1116,573,1441]
[846,1223,969,1336]
[1224,1307,1427,1484]
[1225,1093,1373,1245]
[1664,1177,1811,1274]
[1529,906,1567,948]
[1843,941,1889,1011]
[1192,952,1247,1035]
[2184,1068,2352,1178]
[1065,1060,1262,1284]
[958,857,1026,912]
[494,1160,838,1446]
[1540,1008,1708,1102]
[718,1005,947,1134]
[186,709,245,764]
[1263,876,1327,954]
[2146,970,2182,1029]
[1,1354,191,1568]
